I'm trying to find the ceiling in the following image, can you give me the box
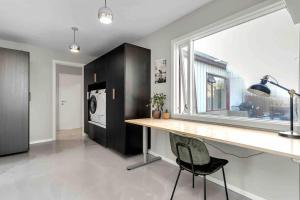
[0,0,212,56]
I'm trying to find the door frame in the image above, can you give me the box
[52,60,85,141]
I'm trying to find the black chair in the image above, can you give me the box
[169,133,229,200]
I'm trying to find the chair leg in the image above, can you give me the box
[222,167,229,200]
[192,173,195,188]
[170,168,182,200]
[203,175,207,200]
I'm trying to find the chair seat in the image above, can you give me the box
[176,157,228,175]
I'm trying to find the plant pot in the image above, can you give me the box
[152,110,161,119]
[162,112,170,119]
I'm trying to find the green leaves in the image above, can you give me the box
[148,93,166,111]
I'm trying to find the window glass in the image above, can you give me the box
[175,9,300,123]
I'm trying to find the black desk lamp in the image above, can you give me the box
[248,75,300,139]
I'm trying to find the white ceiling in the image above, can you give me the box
[0,0,212,56]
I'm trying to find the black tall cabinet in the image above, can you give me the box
[0,47,30,156]
[84,43,150,155]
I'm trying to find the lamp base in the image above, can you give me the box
[278,131,300,139]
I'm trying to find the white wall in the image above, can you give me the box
[0,39,94,143]
[135,0,299,199]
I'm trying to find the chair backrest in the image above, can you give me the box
[169,133,210,165]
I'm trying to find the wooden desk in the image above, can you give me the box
[126,118,300,170]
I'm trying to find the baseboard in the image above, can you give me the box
[30,138,54,145]
[148,150,267,200]
[205,176,266,200]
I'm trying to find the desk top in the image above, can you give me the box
[125,118,300,160]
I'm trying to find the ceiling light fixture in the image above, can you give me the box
[69,27,80,53]
[98,0,113,24]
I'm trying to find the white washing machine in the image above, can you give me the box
[89,89,106,128]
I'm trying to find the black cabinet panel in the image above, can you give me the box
[124,44,151,119]
[88,123,107,146]
[84,61,96,134]
[84,43,150,155]
[107,45,125,153]
[124,44,151,154]
[95,56,107,83]
[0,47,29,156]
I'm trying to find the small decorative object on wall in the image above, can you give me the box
[154,59,167,84]
[147,93,166,119]
[162,109,170,119]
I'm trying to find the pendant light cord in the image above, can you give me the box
[105,0,107,8]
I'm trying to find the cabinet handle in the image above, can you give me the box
[93,73,97,82]
[112,88,115,100]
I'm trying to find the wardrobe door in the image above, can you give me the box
[0,48,29,156]
[124,44,151,154]
[106,46,125,153]
[95,56,107,83]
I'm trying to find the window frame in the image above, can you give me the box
[170,1,300,132]
[178,43,190,113]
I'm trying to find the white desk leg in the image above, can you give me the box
[127,126,161,170]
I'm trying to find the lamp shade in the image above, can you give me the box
[247,83,271,97]
[69,43,80,53]
[98,7,113,24]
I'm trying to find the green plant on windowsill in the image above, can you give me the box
[147,93,166,119]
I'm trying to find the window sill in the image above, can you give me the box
[172,113,299,132]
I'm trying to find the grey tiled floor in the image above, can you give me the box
[0,129,251,200]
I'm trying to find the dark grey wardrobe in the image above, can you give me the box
[0,47,30,156]
[84,43,150,155]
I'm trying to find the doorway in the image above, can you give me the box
[52,61,84,141]
[58,73,82,130]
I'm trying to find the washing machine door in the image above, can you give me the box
[89,95,97,114]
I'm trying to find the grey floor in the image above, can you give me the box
[0,129,251,200]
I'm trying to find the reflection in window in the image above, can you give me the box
[206,74,228,111]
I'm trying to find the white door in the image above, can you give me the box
[58,73,82,130]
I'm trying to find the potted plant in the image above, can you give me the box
[162,109,170,119]
[148,93,166,119]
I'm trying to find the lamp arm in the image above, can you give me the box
[268,81,300,97]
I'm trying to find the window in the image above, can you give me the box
[172,7,300,129]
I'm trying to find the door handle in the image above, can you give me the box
[112,88,115,100]
[93,73,97,82]
[61,100,67,105]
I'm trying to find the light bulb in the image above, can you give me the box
[69,43,80,53]
[98,7,113,24]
